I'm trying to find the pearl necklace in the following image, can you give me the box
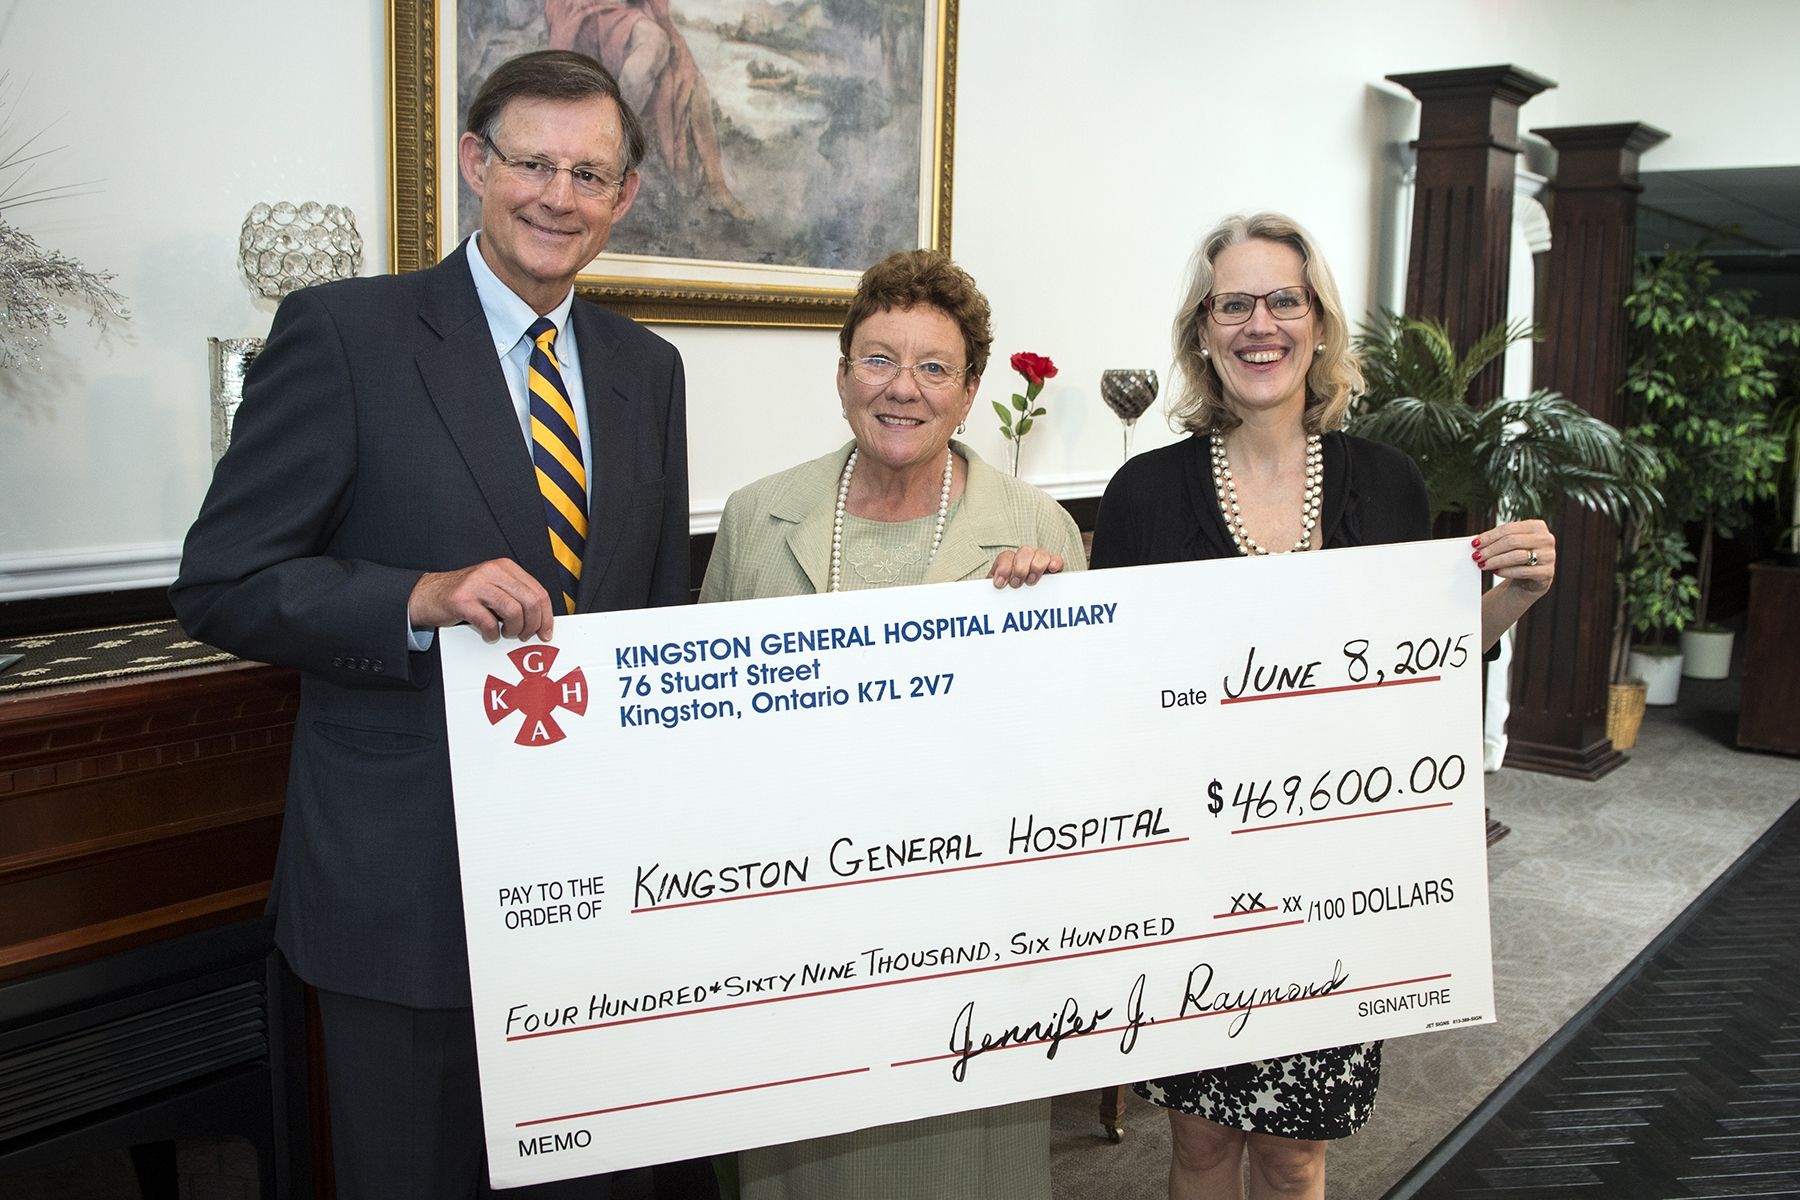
[830,447,954,592]
[1210,433,1323,555]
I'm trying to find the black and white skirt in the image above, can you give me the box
[1133,1041,1382,1140]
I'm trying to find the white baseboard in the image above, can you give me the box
[1034,474,1113,504]
[0,544,183,602]
[3,477,1111,600]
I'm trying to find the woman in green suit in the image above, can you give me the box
[700,248,1079,1199]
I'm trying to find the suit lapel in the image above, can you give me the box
[771,446,847,595]
[783,506,834,594]
[570,302,632,610]
[927,447,1012,582]
[415,246,561,596]
[926,531,995,584]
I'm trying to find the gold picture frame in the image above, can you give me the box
[388,0,957,327]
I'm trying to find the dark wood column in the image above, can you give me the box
[1503,123,1668,780]
[1387,65,1556,410]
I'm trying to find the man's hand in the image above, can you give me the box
[408,559,555,642]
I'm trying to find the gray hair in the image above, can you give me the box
[465,49,647,175]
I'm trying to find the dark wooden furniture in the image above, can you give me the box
[1504,123,1667,780]
[1387,64,1555,413]
[1738,563,1800,755]
[0,662,296,980]
[0,661,312,1197]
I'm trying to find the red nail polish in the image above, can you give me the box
[1471,537,1482,547]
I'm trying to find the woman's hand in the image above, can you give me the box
[1475,519,1556,649]
[1473,520,1555,596]
[990,546,1066,588]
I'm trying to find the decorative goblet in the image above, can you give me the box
[1100,369,1159,462]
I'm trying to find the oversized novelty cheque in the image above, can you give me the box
[441,538,1494,1186]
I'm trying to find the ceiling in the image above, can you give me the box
[1637,165,1800,258]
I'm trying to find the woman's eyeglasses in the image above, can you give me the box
[1202,287,1315,325]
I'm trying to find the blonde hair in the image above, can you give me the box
[1167,212,1363,435]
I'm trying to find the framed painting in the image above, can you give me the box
[389,0,957,326]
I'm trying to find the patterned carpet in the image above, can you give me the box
[1387,798,1800,1197]
[1049,674,1800,1200]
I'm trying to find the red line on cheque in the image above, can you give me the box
[1231,801,1453,835]
[517,1066,870,1127]
[505,919,1306,1042]
[1159,972,1455,1029]
[888,972,1456,1068]
[630,836,1191,914]
[1219,675,1440,705]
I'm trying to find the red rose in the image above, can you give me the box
[1010,352,1058,388]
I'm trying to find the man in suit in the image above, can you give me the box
[172,50,688,1199]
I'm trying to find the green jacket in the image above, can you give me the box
[700,440,1085,602]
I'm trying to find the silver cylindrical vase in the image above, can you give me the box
[209,336,265,463]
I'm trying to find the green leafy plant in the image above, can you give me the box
[1622,248,1795,623]
[1349,312,1659,523]
[1613,527,1700,677]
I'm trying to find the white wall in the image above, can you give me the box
[4,0,1798,599]
[0,0,387,596]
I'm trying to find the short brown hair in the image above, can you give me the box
[465,50,647,175]
[839,249,994,379]
[1168,212,1364,436]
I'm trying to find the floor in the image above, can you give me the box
[1393,798,1800,1197]
[1049,672,1800,1200]
[7,676,1797,1199]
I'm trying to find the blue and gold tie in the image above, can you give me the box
[527,317,587,614]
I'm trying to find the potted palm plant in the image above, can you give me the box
[1622,248,1791,679]
[1598,420,1675,739]
[1350,313,1659,530]
[1351,314,1663,752]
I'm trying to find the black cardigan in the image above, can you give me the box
[1090,431,1432,568]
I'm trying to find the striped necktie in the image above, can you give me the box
[526,317,587,614]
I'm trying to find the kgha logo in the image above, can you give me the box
[484,645,588,746]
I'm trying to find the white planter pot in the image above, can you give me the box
[1629,648,1684,706]
[1679,627,1735,679]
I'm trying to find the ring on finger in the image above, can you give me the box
[1527,549,1539,567]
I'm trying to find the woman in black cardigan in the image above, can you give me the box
[1091,213,1556,1200]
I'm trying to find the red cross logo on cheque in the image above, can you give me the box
[483,645,588,746]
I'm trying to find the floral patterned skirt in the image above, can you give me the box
[1133,1041,1382,1140]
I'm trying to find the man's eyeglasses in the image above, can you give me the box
[842,355,970,392]
[1202,286,1316,325]
[484,136,625,201]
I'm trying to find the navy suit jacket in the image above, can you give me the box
[173,243,689,1007]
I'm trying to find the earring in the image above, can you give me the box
[1200,347,1210,359]
[1315,342,1325,355]
[956,421,966,435]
